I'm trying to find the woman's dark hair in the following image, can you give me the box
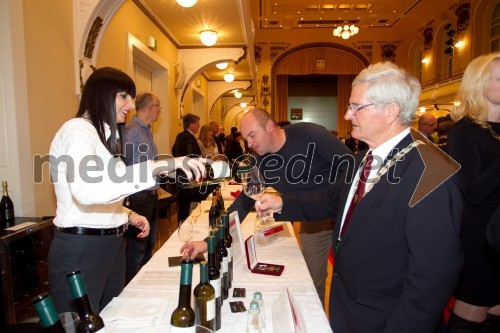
[76,67,136,155]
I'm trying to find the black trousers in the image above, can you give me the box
[48,230,126,313]
[125,190,158,284]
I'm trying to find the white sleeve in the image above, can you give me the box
[55,120,156,205]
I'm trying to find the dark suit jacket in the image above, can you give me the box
[279,130,463,333]
[172,130,201,157]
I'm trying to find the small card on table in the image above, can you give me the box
[245,235,284,276]
[233,288,246,298]
[229,301,247,313]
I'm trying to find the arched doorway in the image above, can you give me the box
[271,43,368,137]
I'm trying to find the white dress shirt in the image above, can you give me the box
[49,118,156,228]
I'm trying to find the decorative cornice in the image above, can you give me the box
[84,17,103,59]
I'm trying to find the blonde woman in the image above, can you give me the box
[447,52,500,332]
[197,124,220,158]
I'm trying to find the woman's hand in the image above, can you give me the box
[257,193,283,218]
[128,213,150,239]
[180,241,207,260]
[153,157,207,182]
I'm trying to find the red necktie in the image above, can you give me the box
[340,151,373,236]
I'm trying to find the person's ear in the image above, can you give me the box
[386,103,400,123]
[266,119,275,131]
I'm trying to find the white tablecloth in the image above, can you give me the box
[101,187,332,333]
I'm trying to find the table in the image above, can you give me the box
[101,185,332,332]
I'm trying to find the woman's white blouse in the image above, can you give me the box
[49,118,156,228]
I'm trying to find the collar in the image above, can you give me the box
[133,115,151,129]
[103,122,120,140]
[371,128,411,163]
[187,129,195,136]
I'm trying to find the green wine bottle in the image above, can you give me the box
[170,260,195,332]
[193,261,215,331]
[217,223,229,300]
[33,292,66,333]
[217,187,225,213]
[210,228,221,270]
[208,195,219,229]
[66,270,106,333]
[206,236,222,331]
[222,212,233,288]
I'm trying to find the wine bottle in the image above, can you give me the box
[210,228,221,270]
[208,195,219,229]
[33,292,66,333]
[217,187,225,214]
[217,223,229,300]
[205,236,222,331]
[193,261,215,331]
[222,213,233,288]
[1,181,15,223]
[170,260,196,332]
[66,270,106,333]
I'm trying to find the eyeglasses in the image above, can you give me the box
[150,104,162,110]
[346,103,373,115]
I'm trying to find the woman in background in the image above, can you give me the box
[48,67,206,313]
[197,124,219,158]
[447,52,500,332]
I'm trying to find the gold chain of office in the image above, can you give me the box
[485,123,500,141]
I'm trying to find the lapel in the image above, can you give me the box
[334,133,415,255]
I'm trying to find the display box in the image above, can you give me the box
[245,235,284,276]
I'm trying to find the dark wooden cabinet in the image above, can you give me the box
[0,217,53,325]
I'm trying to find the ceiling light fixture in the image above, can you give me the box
[216,62,228,70]
[224,73,235,82]
[176,0,197,8]
[200,30,218,46]
[333,3,359,40]
[333,22,359,39]
[234,90,242,98]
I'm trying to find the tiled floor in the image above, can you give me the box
[153,210,332,317]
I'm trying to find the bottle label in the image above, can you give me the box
[5,208,14,219]
[210,277,221,298]
[206,298,216,320]
[222,257,228,273]
[227,246,233,262]
[170,326,196,333]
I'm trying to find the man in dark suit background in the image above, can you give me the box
[172,113,201,158]
[172,113,202,221]
[258,62,463,333]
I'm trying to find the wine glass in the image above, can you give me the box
[178,220,194,258]
[241,167,272,227]
[189,201,202,234]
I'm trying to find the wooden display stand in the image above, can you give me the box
[0,217,54,325]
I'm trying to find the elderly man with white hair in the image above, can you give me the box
[258,62,463,333]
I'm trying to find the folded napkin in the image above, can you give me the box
[230,190,241,198]
[101,297,168,324]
